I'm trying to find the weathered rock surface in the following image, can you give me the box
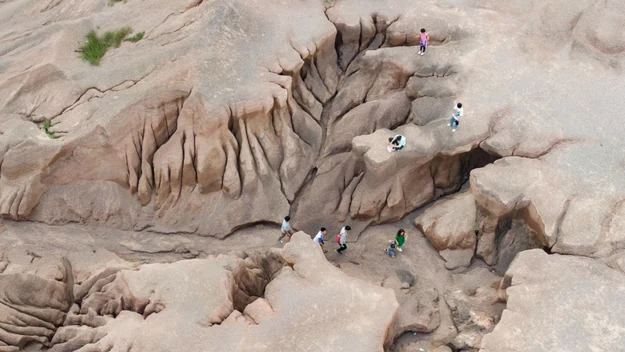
[467,0,625,263]
[2,0,625,350]
[415,192,477,269]
[0,0,488,239]
[480,249,625,352]
[0,232,398,351]
[0,0,624,255]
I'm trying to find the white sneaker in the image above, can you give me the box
[278,240,283,244]
[447,123,451,126]
[452,129,456,132]
[398,248,403,252]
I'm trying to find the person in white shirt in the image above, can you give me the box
[387,134,406,152]
[448,103,463,132]
[336,225,351,254]
[313,227,328,253]
[277,216,294,243]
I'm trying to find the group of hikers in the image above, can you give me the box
[275,29,463,255]
[277,216,407,257]
[387,28,465,153]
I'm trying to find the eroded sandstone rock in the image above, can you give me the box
[415,192,477,269]
[480,249,625,352]
[0,233,398,351]
[0,0,496,241]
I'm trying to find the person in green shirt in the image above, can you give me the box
[394,229,407,252]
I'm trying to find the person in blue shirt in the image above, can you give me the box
[387,134,406,152]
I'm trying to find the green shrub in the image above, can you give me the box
[81,30,108,65]
[79,26,137,66]
[108,0,127,6]
[42,120,56,139]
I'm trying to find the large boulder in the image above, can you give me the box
[480,249,625,352]
[415,192,478,269]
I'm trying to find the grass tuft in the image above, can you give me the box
[79,26,139,66]
[42,120,56,139]
[81,30,107,65]
[124,31,144,43]
[103,26,133,48]
[107,0,127,6]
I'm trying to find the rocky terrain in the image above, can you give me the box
[1,0,625,350]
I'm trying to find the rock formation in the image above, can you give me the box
[1,0,625,350]
[481,250,625,351]
[0,0,496,238]
[0,233,398,351]
[415,191,478,270]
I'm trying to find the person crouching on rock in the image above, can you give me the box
[387,134,406,152]
[385,240,396,257]
[336,225,350,254]
[313,227,328,253]
[394,229,407,252]
[277,216,294,243]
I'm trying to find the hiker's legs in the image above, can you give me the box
[420,45,426,53]
[337,244,347,253]
[453,119,459,131]
[449,117,456,128]
[277,232,287,242]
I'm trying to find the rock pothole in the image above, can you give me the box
[229,249,286,314]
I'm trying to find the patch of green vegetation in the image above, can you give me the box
[103,26,133,48]
[107,0,127,6]
[124,31,144,43]
[42,120,56,139]
[79,26,138,66]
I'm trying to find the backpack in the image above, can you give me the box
[336,234,341,244]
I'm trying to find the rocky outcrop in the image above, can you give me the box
[0,247,134,351]
[0,233,398,351]
[0,0,500,239]
[415,191,478,269]
[3,0,625,350]
[480,249,625,351]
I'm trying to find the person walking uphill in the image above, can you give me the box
[419,28,429,56]
[313,227,328,253]
[336,225,351,254]
[394,229,407,252]
[277,216,294,243]
[448,103,463,132]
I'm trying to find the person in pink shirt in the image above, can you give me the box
[419,28,429,56]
